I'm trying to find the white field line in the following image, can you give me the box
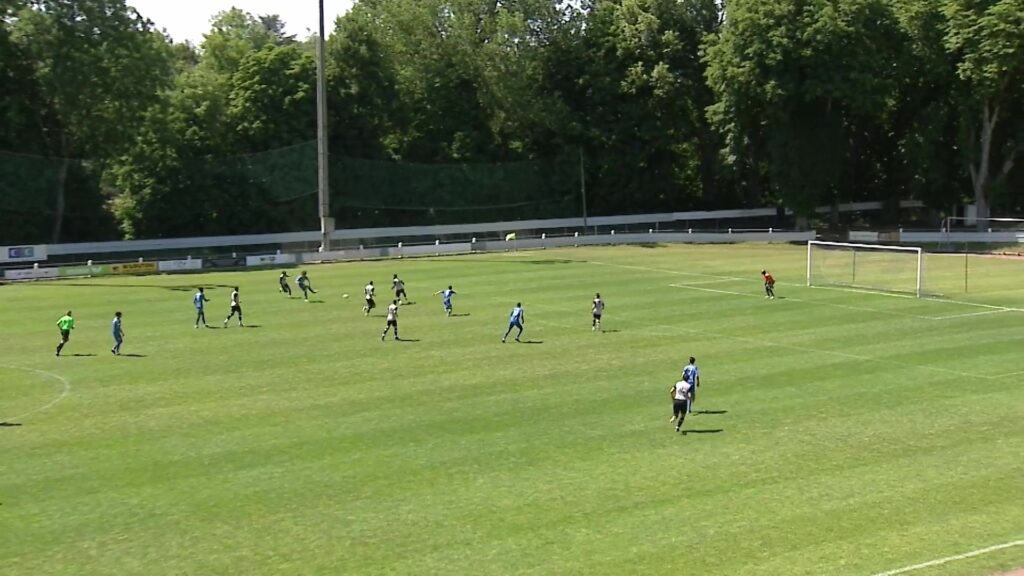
[991,369,1024,379]
[0,365,72,422]
[588,259,1024,313]
[483,285,989,381]
[590,259,1024,321]
[928,309,1012,320]
[668,283,938,321]
[869,539,1024,576]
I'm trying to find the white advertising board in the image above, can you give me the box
[1,245,47,263]
[245,253,297,267]
[158,259,203,272]
[4,267,59,280]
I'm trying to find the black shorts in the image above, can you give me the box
[396,289,406,298]
[366,298,375,308]
[60,329,70,342]
[593,313,602,320]
[231,304,242,314]
[673,400,689,416]
[386,319,397,328]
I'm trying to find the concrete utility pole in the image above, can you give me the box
[316,0,333,251]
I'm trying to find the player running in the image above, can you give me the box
[392,274,408,304]
[434,285,456,316]
[761,269,775,299]
[193,287,210,328]
[111,311,124,355]
[592,293,604,331]
[279,271,292,296]
[381,300,400,341]
[502,303,525,343]
[296,271,317,301]
[55,310,75,356]
[669,378,693,433]
[363,281,376,315]
[682,357,700,414]
[223,287,243,327]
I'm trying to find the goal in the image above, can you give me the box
[807,240,924,297]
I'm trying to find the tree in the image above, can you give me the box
[944,0,1024,224]
[200,8,292,75]
[705,0,904,221]
[9,0,174,241]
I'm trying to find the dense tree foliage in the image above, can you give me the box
[0,0,1022,242]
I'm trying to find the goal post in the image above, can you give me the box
[807,240,924,297]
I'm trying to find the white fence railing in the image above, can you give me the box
[4,230,814,280]
[40,201,923,258]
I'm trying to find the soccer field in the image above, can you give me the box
[2,244,1022,576]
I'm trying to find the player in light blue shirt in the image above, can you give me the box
[193,287,210,328]
[111,312,124,355]
[682,357,700,413]
[434,285,457,317]
[502,303,525,343]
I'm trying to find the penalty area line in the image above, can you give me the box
[869,539,1024,576]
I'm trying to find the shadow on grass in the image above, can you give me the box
[518,340,544,344]
[121,353,147,358]
[396,338,421,342]
[0,422,23,427]
[683,429,724,435]
[241,325,262,329]
[42,283,235,292]
[70,353,97,357]
[600,329,622,333]
[432,257,576,265]
[450,313,471,317]
[694,409,727,415]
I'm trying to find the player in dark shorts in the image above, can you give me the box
[363,281,376,315]
[392,274,408,304]
[669,379,692,433]
[279,271,292,296]
[381,300,399,341]
[56,311,75,356]
[224,287,243,327]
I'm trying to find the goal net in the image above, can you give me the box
[807,241,924,297]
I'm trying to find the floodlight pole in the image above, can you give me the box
[579,147,588,234]
[316,0,333,251]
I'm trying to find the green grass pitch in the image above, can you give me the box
[1,244,1022,575]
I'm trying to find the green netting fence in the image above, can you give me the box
[0,142,583,244]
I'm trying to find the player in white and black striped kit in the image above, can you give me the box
[392,274,408,304]
[592,293,604,331]
[669,378,692,433]
[223,287,243,327]
[381,300,399,341]
[363,281,376,315]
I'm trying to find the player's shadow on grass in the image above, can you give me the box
[70,353,97,357]
[0,422,23,427]
[518,340,543,344]
[694,409,727,415]
[121,353,147,357]
[242,325,262,329]
[600,329,622,334]
[396,338,420,342]
[450,313,471,317]
[683,429,724,434]
[304,300,326,304]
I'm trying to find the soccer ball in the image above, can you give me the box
[342,293,349,299]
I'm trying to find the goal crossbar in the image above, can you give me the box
[807,240,924,297]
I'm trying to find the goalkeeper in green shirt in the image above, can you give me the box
[56,311,75,356]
